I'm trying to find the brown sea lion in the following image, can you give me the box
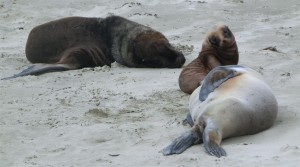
[178,25,239,94]
[2,16,185,80]
[102,15,186,68]
[162,65,278,157]
[1,16,112,80]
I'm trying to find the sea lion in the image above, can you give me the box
[2,16,185,80]
[162,65,278,157]
[178,25,239,94]
[2,16,113,80]
[102,15,185,68]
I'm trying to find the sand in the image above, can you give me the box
[1,0,300,166]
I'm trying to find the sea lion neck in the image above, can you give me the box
[198,49,220,70]
[199,42,239,68]
[216,43,239,65]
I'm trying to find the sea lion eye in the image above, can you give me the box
[224,29,228,34]
[223,26,231,37]
[209,36,219,46]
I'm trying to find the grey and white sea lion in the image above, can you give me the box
[162,65,278,157]
[178,25,239,94]
[2,16,185,80]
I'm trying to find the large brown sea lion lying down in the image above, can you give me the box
[178,25,239,94]
[2,16,185,80]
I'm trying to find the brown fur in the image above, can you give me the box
[25,16,113,69]
[2,16,185,80]
[103,15,186,68]
[133,31,186,68]
[178,25,239,94]
[26,16,185,69]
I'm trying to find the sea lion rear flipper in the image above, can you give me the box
[199,66,240,101]
[202,128,226,157]
[162,129,201,155]
[1,64,70,80]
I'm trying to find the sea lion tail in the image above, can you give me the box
[162,129,201,155]
[1,64,70,80]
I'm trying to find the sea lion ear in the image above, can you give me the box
[199,66,241,101]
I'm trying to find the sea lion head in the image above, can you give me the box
[201,25,239,66]
[133,32,186,68]
[205,25,235,48]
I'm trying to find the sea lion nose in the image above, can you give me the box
[175,53,186,67]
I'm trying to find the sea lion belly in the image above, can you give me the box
[190,72,278,138]
[163,65,278,157]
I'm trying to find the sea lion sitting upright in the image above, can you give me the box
[2,16,185,80]
[162,65,278,157]
[178,25,239,94]
[102,15,185,68]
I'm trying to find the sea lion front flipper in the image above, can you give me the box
[202,127,226,157]
[1,64,70,80]
[162,129,201,155]
[199,66,240,101]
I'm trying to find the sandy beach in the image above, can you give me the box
[1,0,300,166]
